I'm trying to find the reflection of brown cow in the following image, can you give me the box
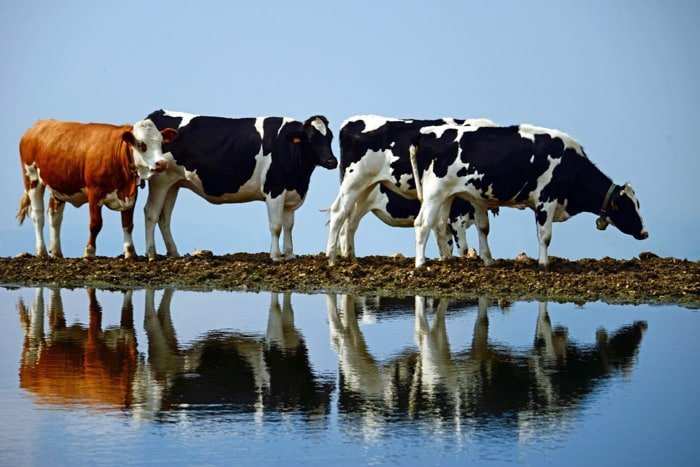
[326,293,647,432]
[19,287,137,408]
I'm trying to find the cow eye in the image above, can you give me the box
[138,141,147,152]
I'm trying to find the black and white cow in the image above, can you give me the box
[339,184,485,258]
[144,110,337,261]
[411,123,648,268]
[326,115,496,265]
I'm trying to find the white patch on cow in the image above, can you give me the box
[100,190,135,210]
[51,188,88,207]
[283,189,304,209]
[310,117,327,136]
[553,199,571,222]
[341,115,400,133]
[462,118,497,127]
[530,155,535,164]
[420,124,479,140]
[255,118,266,147]
[518,124,585,154]
[531,155,562,206]
[24,163,40,183]
[162,110,198,128]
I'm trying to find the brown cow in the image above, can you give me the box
[17,119,177,258]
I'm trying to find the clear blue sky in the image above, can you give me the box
[1,0,698,261]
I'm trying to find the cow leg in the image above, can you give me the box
[47,196,65,258]
[535,203,555,269]
[121,207,136,259]
[341,187,374,260]
[326,185,372,265]
[474,205,494,266]
[27,184,48,257]
[158,185,181,257]
[266,195,285,261]
[145,181,179,261]
[281,208,295,260]
[414,198,444,268]
[434,199,454,261]
[85,198,103,259]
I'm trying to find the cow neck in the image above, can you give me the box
[117,138,139,188]
[573,157,616,216]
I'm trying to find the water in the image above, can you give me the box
[0,287,698,466]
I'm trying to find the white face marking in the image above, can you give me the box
[162,110,198,128]
[131,119,167,180]
[310,117,327,136]
[530,155,535,164]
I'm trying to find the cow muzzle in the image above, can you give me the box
[636,230,649,240]
[322,156,338,170]
[154,159,168,173]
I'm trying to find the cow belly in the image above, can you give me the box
[100,190,136,210]
[183,171,265,204]
[51,188,88,207]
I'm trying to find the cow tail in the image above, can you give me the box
[409,144,423,202]
[16,192,30,225]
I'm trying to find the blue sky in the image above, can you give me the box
[1,0,698,261]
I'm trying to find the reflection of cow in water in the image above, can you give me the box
[326,294,647,429]
[137,290,333,417]
[18,287,137,408]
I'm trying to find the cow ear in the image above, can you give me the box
[285,131,304,144]
[160,128,178,144]
[122,131,136,147]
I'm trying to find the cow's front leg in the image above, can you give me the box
[47,196,65,258]
[121,207,136,259]
[281,208,295,260]
[266,195,285,261]
[341,187,373,260]
[158,185,181,258]
[85,198,103,259]
[535,203,555,269]
[474,205,494,266]
[145,179,179,261]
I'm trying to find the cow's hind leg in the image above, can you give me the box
[27,184,48,257]
[414,198,445,268]
[145,180,179,261]
[474,205,494,266]
[121,207,136,259]
[47,196,65,258]
[535,203,556,270]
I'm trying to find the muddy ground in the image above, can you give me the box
[1,251,698,308]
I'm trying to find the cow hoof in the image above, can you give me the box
[284,254,296,261]
[124,247,137,260]
[36,250,49,259]
[50,252,64,259]
[271,256,283,262]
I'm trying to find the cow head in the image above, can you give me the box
[123,119,178,180]
[287,115,337,169]
[598,183,648,240]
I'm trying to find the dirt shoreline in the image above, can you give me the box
[1,252,698,308]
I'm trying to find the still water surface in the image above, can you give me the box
[0,287,698,466]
